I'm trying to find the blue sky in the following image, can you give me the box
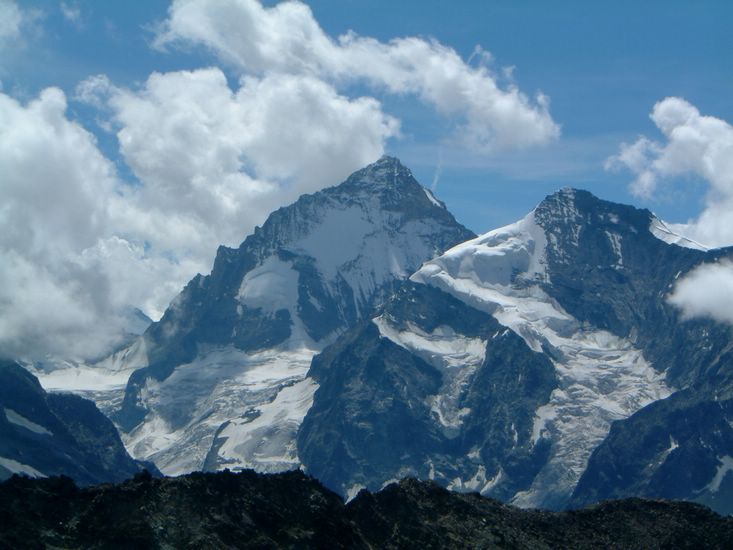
[4,0,731,230]
[2,0,732,358]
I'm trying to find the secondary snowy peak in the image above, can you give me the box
[113,157,474,475]
[297,188,730,509]
[531,188,648,260]
[410,207,672,507]
[530,187,714,260]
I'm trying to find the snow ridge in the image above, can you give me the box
[650,216,708,251]
[4,408,52,436]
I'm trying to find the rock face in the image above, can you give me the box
[298,188,733,510]
[298,282,557,502]
[1,470,731,549]
[0,360,154,485]
[112,156,474,475]
[570,383,733,515]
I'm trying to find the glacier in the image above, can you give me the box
[411,209,673,507]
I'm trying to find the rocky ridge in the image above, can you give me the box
[1,470,731,549]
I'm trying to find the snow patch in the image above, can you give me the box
[373,317,486,370]
[288,196,446,318]
[238,256,300,315]
[530,404,556,445]
[290,204,374,281]
[423,188,443,208]
[0,457,46,478]
[346,483,366,502]
[605,231,623,267]
[373,316,485,435]
[448,466,504,496]
[3,408,52,436]
[214,378,318,472]
[705,455,733,494]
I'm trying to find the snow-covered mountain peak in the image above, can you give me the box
[218,156,475,346]
[110,157,474,475]
[534,188,633,227]
[228,156,456,265]
[342,155,415,190]
[407,193,676,507]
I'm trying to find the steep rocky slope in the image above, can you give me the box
[0,360,154,485]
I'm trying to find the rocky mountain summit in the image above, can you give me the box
[2,470,731,549]
[111,156,474,475]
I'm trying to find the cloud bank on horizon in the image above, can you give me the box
[0,0,560,360]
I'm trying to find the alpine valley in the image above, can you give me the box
[13,157,733,516]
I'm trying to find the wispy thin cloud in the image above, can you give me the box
[60,2,83,29]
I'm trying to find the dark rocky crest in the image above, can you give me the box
[1,470,731,549]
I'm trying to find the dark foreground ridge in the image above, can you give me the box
[1,470,731,549]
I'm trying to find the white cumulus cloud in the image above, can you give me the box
[0,69,398,360]
[608,97,733,324]
[80,67,399,263]
[607,97,733,248]
[153,0,559,152]
[668,261,733,326]
[0,88,133,359]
